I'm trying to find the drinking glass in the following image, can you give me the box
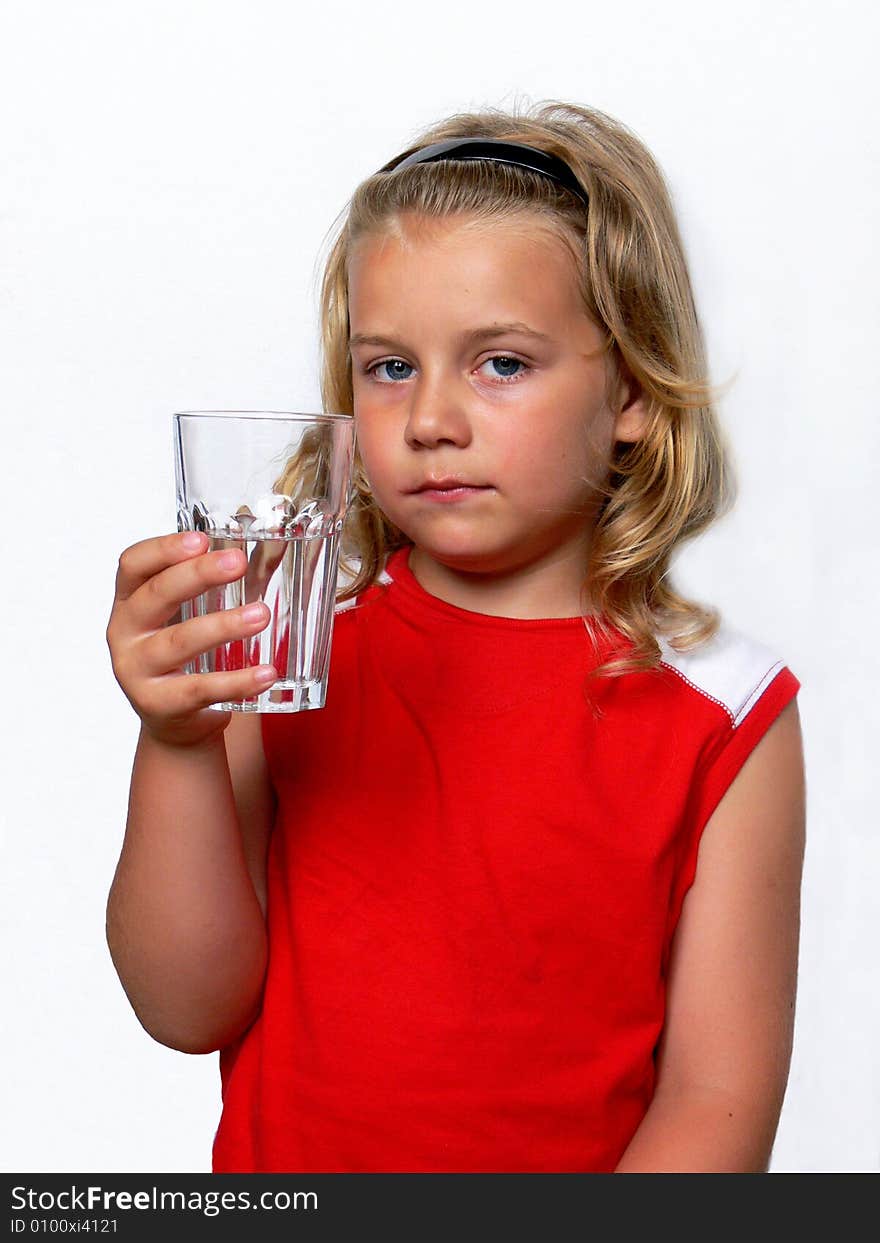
[173,410,356,713]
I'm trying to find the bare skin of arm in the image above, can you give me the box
[106,716,273,1055]
[105,532,277,1055]
[615,698,807,1172]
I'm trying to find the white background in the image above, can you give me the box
[2,0,878,1173]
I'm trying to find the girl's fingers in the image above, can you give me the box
[148,597,271,679]
[113,531,209,604]
[124,536,251,635]
[136,662,278,722]
[108,531,276,745]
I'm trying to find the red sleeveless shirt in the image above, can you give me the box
[212,546,800,1172]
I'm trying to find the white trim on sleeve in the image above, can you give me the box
[657,624,785,726]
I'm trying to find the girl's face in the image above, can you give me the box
[348,213,646,587]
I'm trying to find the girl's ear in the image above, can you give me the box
[611,357,650,444]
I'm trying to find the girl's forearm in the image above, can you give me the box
[106,725,267,1055]
[613,1084,782,1173]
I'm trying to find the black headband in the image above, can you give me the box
[377,137,589,210]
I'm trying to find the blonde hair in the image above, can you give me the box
[306,98,737,701]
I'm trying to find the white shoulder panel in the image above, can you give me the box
[333,559,393,614]
[657,623,786,727]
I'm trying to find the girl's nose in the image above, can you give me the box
[403,374,474,449]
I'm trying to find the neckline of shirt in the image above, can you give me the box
[382,545,620,637]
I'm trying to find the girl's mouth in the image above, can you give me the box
[413,486,494,502]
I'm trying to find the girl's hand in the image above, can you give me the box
[106,531,274,749]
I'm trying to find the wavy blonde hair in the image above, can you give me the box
[306,98,736,701]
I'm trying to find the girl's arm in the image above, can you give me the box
[104,533,278,1056]
[614,697,806,1173]
[106,722,270,1055]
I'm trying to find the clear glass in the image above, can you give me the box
[173,410,356,713]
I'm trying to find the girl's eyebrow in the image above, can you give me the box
[348,322,552,351]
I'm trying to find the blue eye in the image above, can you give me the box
[369,359,414,382]
[365,355,529,384]
[484,356,526,381]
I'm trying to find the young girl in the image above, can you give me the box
[105,101,806,1174]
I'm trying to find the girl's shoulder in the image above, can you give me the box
[654,620,797,728]
[333,555,393,616]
